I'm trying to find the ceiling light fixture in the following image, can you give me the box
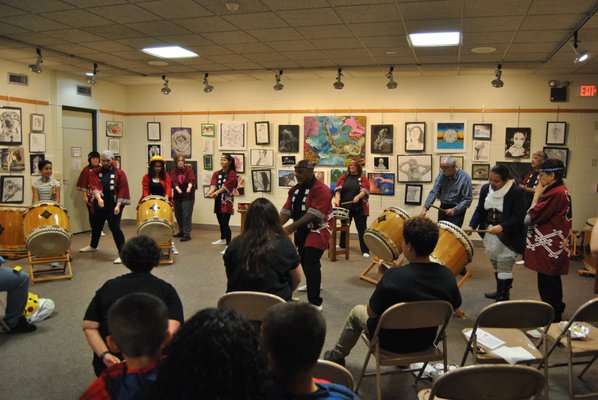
[273,70,284,91]
[333,67,344,90]
[203,73,214,93]
[491,63,504,88]
[161,75,171,95]
[86,63,98,85]
[142,46,198,59]
[571,31,590,63]
[386,66,397,89]
[408,31,460,47]
[28,48,43,74]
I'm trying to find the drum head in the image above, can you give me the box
[364,228,400,261]
[138,220,173,244]
[386,206,410,220]
[438,221,474,261]
[26,227,71,258]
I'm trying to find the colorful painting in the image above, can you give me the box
[278,170,297,187]
[435,121,466,153]
[304,116,366,166]
[367,172,395,196]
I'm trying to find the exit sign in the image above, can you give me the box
[580,85,597,97]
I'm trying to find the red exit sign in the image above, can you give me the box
[580,85,597,97]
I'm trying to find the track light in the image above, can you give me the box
[273,70,284,91]
[203,73,214,93]
[333,67,344,90]
[28,48,43,74]
[491,64,504,88]
[571,31,589,63]
[386,66,397,89]
[161,75,171,95]
[86,63,98,85]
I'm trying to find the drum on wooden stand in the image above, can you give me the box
[332,207,350,222]
[583,217,597,275]
[23,201,72,258]
[363,207,410,261]
[431,221,474,276]
[136,195,173,244]
[0,204,28,259]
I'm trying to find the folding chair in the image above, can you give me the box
[314,359,355,390]
[545,297,598,400]
[355,300,454,400]
[421,364,545,400]
[217,291,285,322]
[0,292,10,332]
[460,300,554,400]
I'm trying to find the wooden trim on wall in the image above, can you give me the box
[0,95,49,106]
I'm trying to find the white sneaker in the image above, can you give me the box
[171,244,180,255]
[212,239,226,245]
[101,231,106,236]
[515,260,525,265]
[297,284,323,292]
[80,246,98,252]
[220,246,227,255]
[363,253,370,258]
[312,304,323,312]
[113,257,122,264]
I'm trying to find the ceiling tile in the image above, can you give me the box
[268,40,317,52]
[87,4,162,24]
[175,16,237,33]
[463,0,530,17]
[155,34,214,47]
[463,16,523,32]
[521,14,584,31]
[528,0,598,15]
[45,9,113,28]
[281,49,328,60]
[224,42,276,54]
[45,29,106,43]
[204,54,252,64]
[201,31,258,44]
[296,25,354,40]
[403,18,462,33]
[193,45,233,56]
[351,22,405,38]
[242,52,288,62]
[5,32,67,46]
[360,36,406,48]
[397,0,462,20]
[83,40,134,52]
[462,31,516,45]
[260,0,329,10]
[223,12,288,29]
[81,25,147,40]
[0,3,30,17]
[62,0,128,6]
[6,15,70,32]
[336,4,400,23]
[194,0,270,14]
[312,37,362,50]
[246,28,304,41]
[128,20,190,36]
[116,38,168,49]
[0,0,74,13]
[277,8,343,27]
[138,0,213,19]
[0,23,28,36]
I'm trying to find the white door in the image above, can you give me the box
[62,109,94,234]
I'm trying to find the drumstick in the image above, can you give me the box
[429,204,447,213]
[340,201,354,205]
[469,229,491,233]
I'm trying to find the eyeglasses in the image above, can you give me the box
[439,165,452,169]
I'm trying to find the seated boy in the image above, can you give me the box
[80,293,170,399]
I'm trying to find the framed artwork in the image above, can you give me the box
[278,170,297,187]
[166,160,199,189]
[30,113,44,133]
[30,154,44,176]
[314,169,327,183]
[250,149,274,167]
[278,125,300,153]
[367,173,395,195]
[203,155,213,170]
[397,154,433,183]
[106,121,123,137]
[281,155,296,166]
[0,147,25,172]
[546,121,567,145]
[201,123,215,137]
[405,184,423,205]
[114,155,121,169]
[374,156,389,170]
[251,169,272,192]
[472,140,490,162]
[330,168,344,191]
[171,127,192,158]
[202,171,212,185]
[472,183,483,197]
[496,162,533,184]
[147,144,161,161]
[255,121,270,145]
[472,163,490,180]
[1,175,24,203]
[203,185,211,198]
[304,116,367,166]
[203,139,214,154]
[147,122,161,141]
[405,122,425,152]
[505,127,531,158]
[234,174,245,196]
[439,155,464,170]
[0,106,22,145]
[543,146,570,177]
[71,147,82,157]
[435,121,466,153]
[229,152,245,173]
[108,138,120,155]
[371,124,393,154]
[29,133,45,153]
[473,123,492,140]
[219,121,247,150]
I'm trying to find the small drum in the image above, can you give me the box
[0,204,28,259]
[23,201,72,258]
[431,221,474,276]
[136,195,173,244]
[583,218,597,274]
[363,207,410,261]
[332,207,350,221]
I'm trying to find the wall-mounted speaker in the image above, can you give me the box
[550,87,567,102]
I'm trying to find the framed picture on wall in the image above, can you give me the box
[0,106,22,145]
[108,138,120,155]
[278,125,299,153]
[250,149,274,167]
[229,153,245,173]
[367,173,395,195]
[496,161,533,184]
[30,154,44,175]
[371,125,393,154]
[1,175,24,203]
[405,122,425,152]
[397,154,433,183]
[171,127,192,158]
[374,156,389,170]
[546,121,567,145]
[203,155,213,170]
[219,121,247,150]
[201,123,215,137]
[106,121,123,137]
[29,133,45,153]
[0,147,25,172]
[405,184,423,205]
[203,185,211,198]
[252,169,272,192]
[473,123,492,140]
[278,170,297,187]
[147,144,161,161]
[438,155,464,170]
[30,113,45,133]
[472,140,490,162]
[281,155,296,166]
[314,169,327,183]
[472,163,490,180]
[147,122,161,141]
[435,121,466,153]
[544,146,570,177]
[255,121,270,145]
[505,127,531,158]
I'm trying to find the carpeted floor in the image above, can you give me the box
[0,223,596,399]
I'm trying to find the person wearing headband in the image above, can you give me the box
[207,154,238,255]
[524,159,571,322]
[76,151,104,235]
[520,150,548,208]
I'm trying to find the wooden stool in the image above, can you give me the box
[28,252,72,284]
[328,217,350,261]
[159,242,174,265]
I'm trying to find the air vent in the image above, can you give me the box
[8,73,28,86]
[77,85,92,97]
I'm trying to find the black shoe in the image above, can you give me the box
[180,236,191,242]
[484,291,498,300]
[7,317,37,334]
[173,232,183,238]
[323,350,346,367]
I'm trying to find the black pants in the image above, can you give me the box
[174,199,194,236]
[438,203,465,228]
[340,212,369,254]
[537,273,565,321]
[216,212,231,244]
[299,246,324,306]
[90,204,125,253]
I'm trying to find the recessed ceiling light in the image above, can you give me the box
[148,60,169,66]
[142,46,198,59]
[408,32,460,47]
[471,46,496,54]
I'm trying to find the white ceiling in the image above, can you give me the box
[0,0,597,85]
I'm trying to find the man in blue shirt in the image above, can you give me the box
[421,156,472,228]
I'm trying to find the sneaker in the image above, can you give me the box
[323,350,345,367]
[171,244,180,255]
[80,246,98,253]
[180,236,190,242]
[212,239,226,245]
[173,232,183,238]
[297,284,323,292]
[113,257,122,264]
[312,304,323,312]
[363,253,370,258]
[101,231,106,236]
[7,317,37,334]
[515,260,525,265]
[220,246,228,255]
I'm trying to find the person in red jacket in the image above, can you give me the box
[142,155,172,201]
[207,154,238,254]
[170,154,196,242]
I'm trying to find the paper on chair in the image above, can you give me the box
[464,328,505,350]
[490,346,535,365]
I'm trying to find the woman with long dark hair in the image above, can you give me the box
[141,155,171,201]
[207,153,238,254]
[224,198,301,301]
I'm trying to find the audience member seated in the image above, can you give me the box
[224,198,302,301]
[154,308,265,399]
[262,302,357,399]
[82,235,184,376]
[80,293,170,399]
[0,256,36,334]
[323,217,462,366]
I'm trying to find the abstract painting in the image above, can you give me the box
[304,116,366,166]
[435,121,466,153]
[367,173,395,196]
[219,121,246,150]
